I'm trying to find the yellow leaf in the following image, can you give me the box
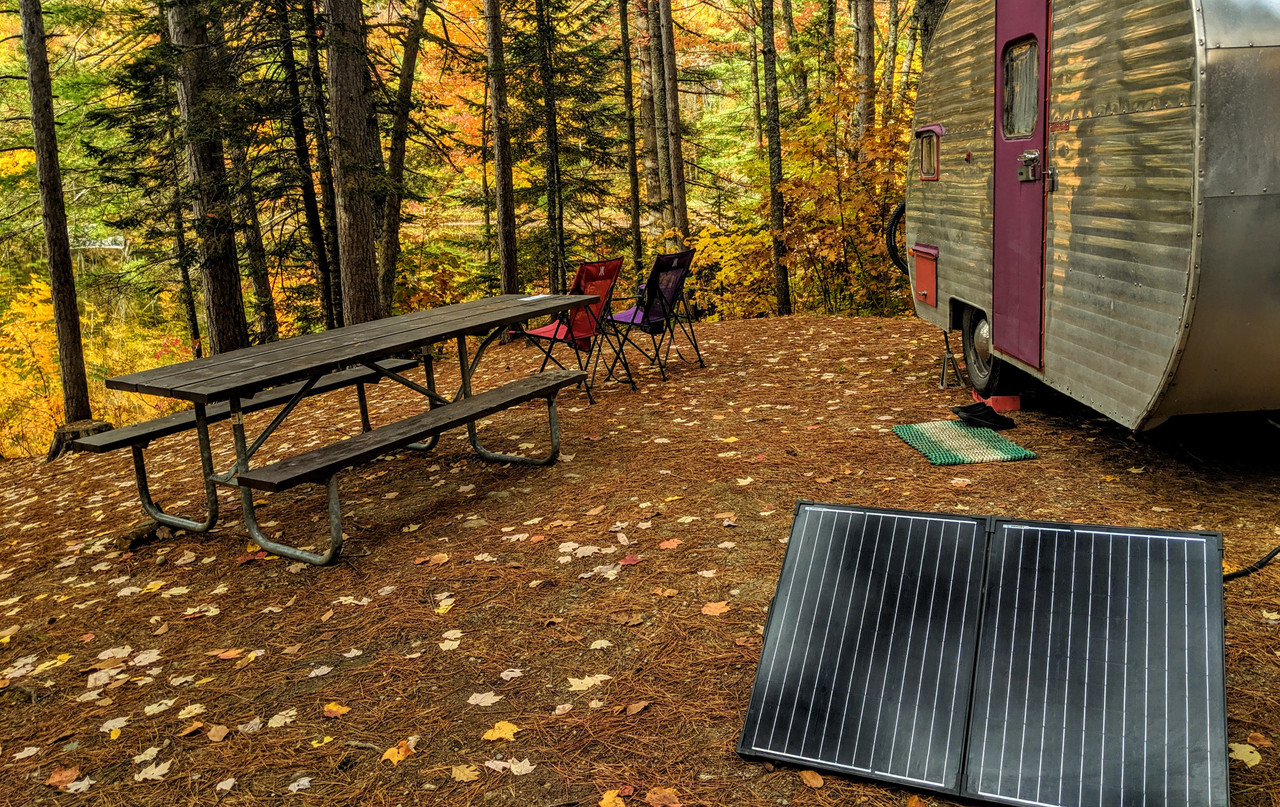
[1230,743,1261,767]
[599,790,626,807]
[482,720,520,742]
[140,581,164,595]
[323,702,350,718]
[382,740,414,765]
[452,764,480,782]
[109,729,121,740]
[310,736,333,747]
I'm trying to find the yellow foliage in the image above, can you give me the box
[0,279,192,458]
[0,149,35,177]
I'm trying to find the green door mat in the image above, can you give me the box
[892,420,1036,466]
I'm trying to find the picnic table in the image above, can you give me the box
[76,294,595,565]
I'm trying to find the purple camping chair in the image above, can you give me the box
[605,249,703,382]
[519,257,635,404]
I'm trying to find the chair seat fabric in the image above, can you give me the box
[525,321,591,351]
[608,306,662,330]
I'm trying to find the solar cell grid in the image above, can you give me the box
[739,503,1228,807]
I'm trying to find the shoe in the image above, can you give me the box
[952,403,1016,430]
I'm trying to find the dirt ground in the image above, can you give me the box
[1,315,1277,807]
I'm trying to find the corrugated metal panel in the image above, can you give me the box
[906,0,996,330]
[1043,0,1197,429]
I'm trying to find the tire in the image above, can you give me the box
[886,201,908,276]
[961,307,1012,397]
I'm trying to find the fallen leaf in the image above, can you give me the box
[288,776,312,792]
[553,703,573,715]
[484,759,511,773]
[233,650,259,670]
[1230,743,1261,767]
[214,777,236,793]
[67,776,95,794]
[644,786,682,806]
[144,697,176,716]
[658,538,683,550]
[702,601,730,616]
[382,740,414,765]
[653,587,677,597]
[600,790,627,807]
[237,716,263,734]
[568,673,612,691]
[310,736,334,747]
[736,477,754,486]
[45,766,80,789]
[176,721,204,737]
[1248,731,1273,748]
[133,746,159,764]
[268,707,297,728]
[500,668,523,681]
[133,759,172,782]
[452,764,480,782]
[100,716,128,734]
[468,691,503,707]
[625,700,650,716]
[428,553,449,566]
[510,758,536,775]
[799,769,824,788]
[309,665,333,678]
[13,746,39,760]
[585,505,605,516]
[906,796,928,807]
[483,720,521,741]
[207,724,229,742]
[323,702,351,718]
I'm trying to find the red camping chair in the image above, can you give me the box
[520,257,635,403]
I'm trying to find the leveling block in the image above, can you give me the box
[738,502,1228,807]
[893,420,1035,465]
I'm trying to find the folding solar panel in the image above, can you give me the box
[740,503,1229,807]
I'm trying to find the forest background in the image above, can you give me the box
[0,0,943,458]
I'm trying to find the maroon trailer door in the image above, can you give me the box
[992,0,1049,369]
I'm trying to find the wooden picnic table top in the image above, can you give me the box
[107,294,596,404]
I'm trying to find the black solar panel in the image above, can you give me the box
[739,504,1228,807]
[966,521,1228,807]
[738,505,988,792]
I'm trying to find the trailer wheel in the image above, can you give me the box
[961,307,1007,397]
[886,201,908,275]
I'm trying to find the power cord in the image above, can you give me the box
[1224,545,1280,581]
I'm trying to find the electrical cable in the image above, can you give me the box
[1223,544,1280,581]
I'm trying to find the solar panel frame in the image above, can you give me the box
[738,502,990,793]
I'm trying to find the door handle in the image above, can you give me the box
[1016,149,1041,182]
[1018,149,1040,165]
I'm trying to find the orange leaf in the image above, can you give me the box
[323,702,351,718]
[906,796,929,807]
[1249,731,1274,748]
[659,539,682,550]
[625,700,650,716]
[45,766,79,789]
[702,601,731,616]
[382,740,414,765]
[798,769,824,788]
[644,787,682,807]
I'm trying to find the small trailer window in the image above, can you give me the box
[1002,39,1039,138]
[915,125,943,180]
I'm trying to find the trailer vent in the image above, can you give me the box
[739,503,1228,807]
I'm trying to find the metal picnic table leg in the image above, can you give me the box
[130,403,219,533]
[226,395,344,566]
[458,332,566,466]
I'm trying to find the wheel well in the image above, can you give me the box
[947,299,971,332]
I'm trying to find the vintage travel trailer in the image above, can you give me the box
[904,0,1280,429]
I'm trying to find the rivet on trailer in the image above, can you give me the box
[897,0,1280,430]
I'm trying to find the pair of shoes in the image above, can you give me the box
[952,402,1016,430]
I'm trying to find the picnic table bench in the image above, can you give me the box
[76,295,595,565]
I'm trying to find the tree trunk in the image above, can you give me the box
[824,0,837,89]
[618,0,642,279]
[304,0,344,325]
[882,0,900,119]
[657,0,688,242]
[172,185,202,358]
[274,0,333,330]
[481,83,494,277]
[379,0,430,314]
[227,144,279,342]
[534,0,565,293]
[168,0,250,354]
[484,0,519,295]
[854,0,876,138]
[646,0,675,243]
[19,0,91,422]
[898,21,918,103]
[761,0,790,315]
[749,25,762,147]
[779,0,809,115]
[326,0,381,325]
[637,11,661,238]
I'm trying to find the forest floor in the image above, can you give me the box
[1,315,1278,807]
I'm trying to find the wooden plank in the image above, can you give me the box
[74,358,419,453]
[107,297,503,394]
[110,295,593,403]
[237,369,585,492]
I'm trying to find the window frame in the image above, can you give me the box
[915,124,944,181]
[1001,37,1040,140]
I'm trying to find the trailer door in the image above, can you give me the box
[992,0,1048,369]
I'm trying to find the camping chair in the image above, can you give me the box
[519,257,635,404]
[604,249,704,382]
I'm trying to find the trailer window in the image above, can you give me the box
[1002,39,1039,138]
[915,125,943,181]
